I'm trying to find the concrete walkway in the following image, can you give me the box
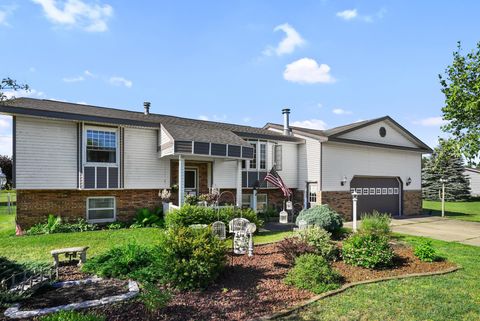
[345,216,480,246]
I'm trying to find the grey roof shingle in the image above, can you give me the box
[1,98,303,142]
[162,123,252,147]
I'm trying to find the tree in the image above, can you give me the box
[0,77,29,103]
[439,41,480,166]
[0,155,12,188]
[422,140,471,201]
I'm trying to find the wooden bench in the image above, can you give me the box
[51,247,89,268]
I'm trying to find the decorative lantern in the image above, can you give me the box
[212,221,226,240]
[246,223,257,257]
[279,210,288,224]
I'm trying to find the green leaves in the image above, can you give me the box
[439,41,480,165]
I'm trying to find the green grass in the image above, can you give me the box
[281,235,480,321]
[423,200,480,222]
[0,190,16,203]
[0,214,291,263]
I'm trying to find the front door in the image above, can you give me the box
[307,183,318,208]
[185,168,198,196]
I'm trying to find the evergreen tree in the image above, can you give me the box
[422,141,471,201]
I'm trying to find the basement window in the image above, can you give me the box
[87,197,116,223]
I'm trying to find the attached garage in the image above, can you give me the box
[350,176,402,216]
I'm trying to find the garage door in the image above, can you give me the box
[350,177,402,216]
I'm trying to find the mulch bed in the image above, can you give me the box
[0,241,457,321]
[20,279,129,310]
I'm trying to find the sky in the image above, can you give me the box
[1,0,479,156]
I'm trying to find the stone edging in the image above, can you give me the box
[4,279,139,319]
[253,265,460,321]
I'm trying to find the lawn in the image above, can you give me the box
[423,199,480,222]
[0,190,16,203]
[281,235,480,321]
[0,214,292,263]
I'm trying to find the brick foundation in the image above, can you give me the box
[16,189,162,229]
[403,190,422,216]
[319,191,353,221]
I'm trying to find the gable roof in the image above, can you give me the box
[0,98,303,143]
[465,167,480,174]
[265,116,432,153]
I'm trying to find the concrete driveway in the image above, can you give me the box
[346,216,480,246]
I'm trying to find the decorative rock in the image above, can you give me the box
[3,278,140,319]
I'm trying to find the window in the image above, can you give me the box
[274,145,282,171]
[249,143,257,169]
[242,193,268,212]
[86,129,117,163]
[87,197,115,222]
[259,143,266,170]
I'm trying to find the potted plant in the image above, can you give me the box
[160,189,172,214]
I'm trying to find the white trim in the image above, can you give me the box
[83,125,119,166]
[86,196,116,223]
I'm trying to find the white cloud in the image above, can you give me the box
[336,9,358,20]
[291,119,327,130]
[336,8,386,23]
[0,115,11,129]
[108,76,132,88]
[0,5,15,27]
[0,136,12,156]
[283,58,335,84]
[197,114,227,122]
[84,70,96,78]
[3,88,45,100]
[263,23,305,56]
[32,0,113,32]
[62,75,84,82]
[332,108,352,115]
[413,116,448,127]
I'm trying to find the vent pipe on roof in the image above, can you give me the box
[282,108,291,136]
[144,101,151,115]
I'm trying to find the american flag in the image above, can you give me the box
[264,167,292,198]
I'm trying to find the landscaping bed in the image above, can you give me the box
[62,241,454,321]
[20,279,129,310]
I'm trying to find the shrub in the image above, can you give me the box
[165,205,262,228]
[132,207,163,228]
[26,215,97,235]
[39,311,105,321]
[138,283,172,312]
[360,211,391,236]
[284,254,341,294]
[342,233,394,269]
[82,243,158,282]
[295,227,337,261]
[106,222,124,230]
[184,194,199,205]
[277,237,316,265]
[295,205,343,233]
[414,240,440,262]
[155,226,227,290]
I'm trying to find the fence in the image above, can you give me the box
[0,190,16,215]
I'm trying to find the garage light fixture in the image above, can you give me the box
[340,176,348,186]
[406,177,412,186]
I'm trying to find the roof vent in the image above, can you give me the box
[282,108,291,136]
[143,101,151,115]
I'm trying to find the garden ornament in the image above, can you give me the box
[246,223,256,257]
[229,218,250,255]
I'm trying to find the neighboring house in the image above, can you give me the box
[464,168,480,197]
[0,98,432,228]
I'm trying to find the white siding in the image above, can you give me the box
[16,116,77,189]
[321,142,422,191]
[297,136,321,190]
[277,142,298,188]
[465,169,480,196]
[212,159,237,188]
[338,120,418,148]
[124,127,170,189]
[159,126,173,156]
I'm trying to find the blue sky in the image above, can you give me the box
[1,0,479,155]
